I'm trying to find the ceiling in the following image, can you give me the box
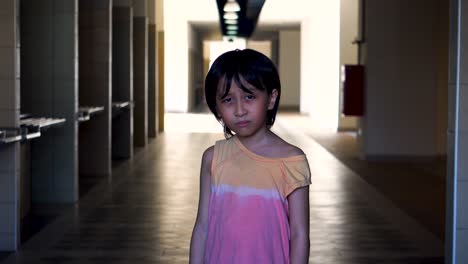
[215,0,266,38]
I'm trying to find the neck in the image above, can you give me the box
[236,128,275,148]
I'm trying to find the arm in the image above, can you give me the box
[189,146,214,264]
[289,186,310,264]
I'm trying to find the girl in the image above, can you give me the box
[190,49,311,264]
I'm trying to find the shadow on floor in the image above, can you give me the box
[309,131,446,241]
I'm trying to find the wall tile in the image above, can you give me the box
[0,171,17,203]
[0,79,19,110]
[92,28,111,45]
[456,228,468,262]
[93,0,111,10]
[53,15,76,60]
[0,0,14,16]
[53,0,77,14]
[449,84,457,131]
[93,9,110,28]
[447,131,455,181]
[459,84,468,131]
[0,143,19,173]
[448,0,459,85]
[0,14,15,47]
[93,43,111,63]
[15,47,19,78]
[0,203,16,233]
[459,131,468,180]
[460,0,468,85]
[0,232,16,251]
[0,109,18,127]
[457,181,468,228]
[22,0,53,18]
[0,47,14,79]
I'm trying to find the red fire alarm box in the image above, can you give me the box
[342,65,364,116]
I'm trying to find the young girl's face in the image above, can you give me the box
[215,76,278,138]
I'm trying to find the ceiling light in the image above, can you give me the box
[223,0,240,12]
[227,25,238,30]
[227,30,237,35]
[225,19,237,25]
[223,12,238,20]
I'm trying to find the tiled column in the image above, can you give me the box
[0,0,20,251]
[112,1,133,159]
[20,0,79,203]
[148,0,158,137]
[79,0,112,176]
[447,0,468,262]
[133,0,148,147]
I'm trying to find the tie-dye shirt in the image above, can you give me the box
[205,136,311,264]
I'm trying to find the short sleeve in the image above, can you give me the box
[280,158,311,197]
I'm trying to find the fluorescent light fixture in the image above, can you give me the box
[225,19,237,25]
[227,30,237,35]
[227,25,238,30]
[223,0,240,12]
[223,12,238,20]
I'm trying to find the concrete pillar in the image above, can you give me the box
[0,0,20,251]
[148,0,158,137]
[156,0,164,132]
[78,0,112,177]
[279,30,300,110]
[133,0,148,147]
[112,0,134,159]
[338,0,359,131]
[21,0,79,203]
[446,0,468,262]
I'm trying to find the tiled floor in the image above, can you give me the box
[0,113,444,263]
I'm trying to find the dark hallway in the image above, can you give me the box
[1,114,444,264]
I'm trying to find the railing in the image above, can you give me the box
[78,106,105,122]
[112,101,134,118]
[0,116,66,145]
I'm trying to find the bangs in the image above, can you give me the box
[218,73,264,99]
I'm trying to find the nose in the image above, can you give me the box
[234,100,247,117]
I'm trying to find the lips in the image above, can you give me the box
[235,120,250,127]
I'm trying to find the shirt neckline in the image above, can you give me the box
[233,136,306,162]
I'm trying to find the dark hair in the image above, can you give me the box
[204,49,281,137]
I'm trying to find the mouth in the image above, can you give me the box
[235,121,250,127]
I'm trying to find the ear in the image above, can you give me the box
[268,89,279,110]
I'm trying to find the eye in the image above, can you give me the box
[245,94,255,100]
[222,97,232,103]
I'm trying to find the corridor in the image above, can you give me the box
[0,113,444,264]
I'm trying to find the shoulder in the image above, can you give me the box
[200,145,215,176]
[202,145,215,164]
[272,135,305,158]
[285,144,305,157]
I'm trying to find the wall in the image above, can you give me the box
[447,0,468,262]
[279,30,300,109]
[338,0,358,131]
[362,0,448,157]
[0,0,20,250]
[164,0,218,113]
